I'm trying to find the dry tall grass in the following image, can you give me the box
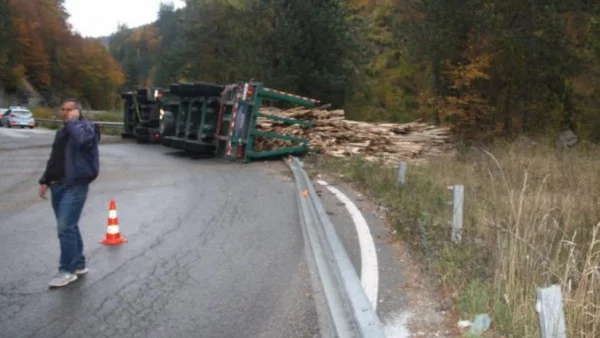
[309,137,600,337]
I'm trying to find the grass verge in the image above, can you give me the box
[31,107,123,136]
[31,107,122,122]
[306,136,600,337]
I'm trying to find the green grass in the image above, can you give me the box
[98,127,122,136]
[306,136,600,337]
[30,107,56,119]
[31,107,122,122]
[31,107,123,136]
[90,111,123,122]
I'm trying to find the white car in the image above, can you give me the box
[0,106,36,128]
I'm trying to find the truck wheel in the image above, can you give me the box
[135,134,149,144]
[169,82,225,97]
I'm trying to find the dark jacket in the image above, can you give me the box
[39,118,100,186]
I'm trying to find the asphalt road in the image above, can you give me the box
[0,128,319,338]
[0,127,62,150]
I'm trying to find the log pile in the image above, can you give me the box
[254,107,454,164]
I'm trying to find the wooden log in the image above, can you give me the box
[253,106,453,163]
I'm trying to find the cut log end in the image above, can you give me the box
[255,107,453,163]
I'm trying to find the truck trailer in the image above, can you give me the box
[121,80,322,162]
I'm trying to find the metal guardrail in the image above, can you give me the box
[35,118,124,128]
[34,119,385,336]
[286,156,385,338]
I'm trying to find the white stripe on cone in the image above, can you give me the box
[106,225,119,234]
[109,210,117,219]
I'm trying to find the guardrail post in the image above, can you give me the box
[536,285,567,338]
[447,184,464,244]
[398,161,407,186]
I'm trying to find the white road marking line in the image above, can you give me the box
[316,179,379,310]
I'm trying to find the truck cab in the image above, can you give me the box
[121,87,164,143]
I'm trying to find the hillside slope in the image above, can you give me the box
[104,3,185,90]
[0,0,124,109]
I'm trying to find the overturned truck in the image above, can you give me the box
[159,82,224,154]
[121,87,164,144]
[121,80,321,162]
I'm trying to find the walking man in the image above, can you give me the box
[38,98,100,288]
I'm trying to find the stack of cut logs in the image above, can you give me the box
[254,106,454,164]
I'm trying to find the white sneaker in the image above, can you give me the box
[49,272,78,288]
[75,267,89,275]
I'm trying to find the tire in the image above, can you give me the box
[169,82,225,97]
[135,133,149,144]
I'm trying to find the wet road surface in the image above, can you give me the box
[0,128,319,338]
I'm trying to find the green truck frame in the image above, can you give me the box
[214,81,320,162]
[123,80,322,162]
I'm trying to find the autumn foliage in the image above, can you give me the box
[341,0,600,142]
[2,0,600,141]
[0,0,124,109]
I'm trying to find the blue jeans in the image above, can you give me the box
[50,183,89,274]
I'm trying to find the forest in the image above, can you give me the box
[0,0,124,109]
[2,0,600,141]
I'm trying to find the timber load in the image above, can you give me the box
[254,107,454,164]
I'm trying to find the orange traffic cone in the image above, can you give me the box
[100,199,127,245]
